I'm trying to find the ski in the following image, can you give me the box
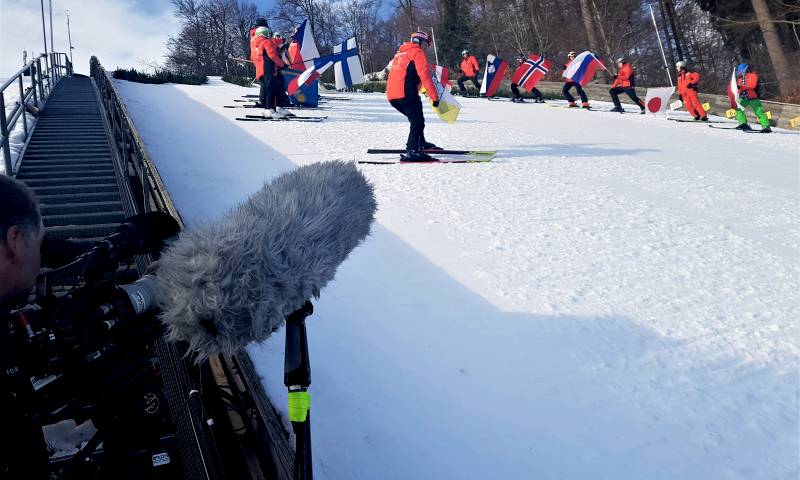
[225,104,330,110]
[367,149,496,158]
[668,118,730,124]
[708,124,743,130]
[358,157,494,165]
[236,115,326,122]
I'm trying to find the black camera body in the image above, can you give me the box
[3,212,181,478]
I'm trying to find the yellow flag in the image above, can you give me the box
[426,81,461,124]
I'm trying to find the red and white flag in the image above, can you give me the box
[727,68,744,110]
[511,54,552,92]
[287,60,334,95]
[644,86,675,114]
[430,65,449,89]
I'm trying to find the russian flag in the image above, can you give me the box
[288,19,320,69]
[562,51,606,86]
[333,37,365,89]
[479,55,508,97]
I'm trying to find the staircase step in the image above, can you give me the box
[43,211,126,227]
[17,169,114,180]
[41,201,124,216]
[30,183,118,196]
[45,223,121,240]
[21,176,117,187]
[37,192,120,205]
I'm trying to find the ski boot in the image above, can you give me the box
[419,141,443,151]
[761,126,772,133]
[400,150,435,162]
[567,101,578,108]
[581,102,591,109]
[700,117,709,122]
[735,123,753,131]
[276,106,295,117]
[610,106,624,113]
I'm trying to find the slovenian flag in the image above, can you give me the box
[333,37,365,89]
[511,53,552,92]
[727,68,744,110]
[562,51,606,86]
[288,19,320,69]
[479,55,508,97]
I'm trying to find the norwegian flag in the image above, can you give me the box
[511,54,552,92]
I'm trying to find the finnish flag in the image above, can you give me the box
[333,37,365,90]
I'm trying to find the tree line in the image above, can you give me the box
[165,0,799,101]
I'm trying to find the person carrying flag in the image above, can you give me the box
[609,57,645,114]
[562,51,589,108]
[272,32,293,109]
[675,60,707,121]
[511,53,544,103]
[386,31,441,162]
[733,63,771,133]
[457,49,481,96]
[250,26,289,118]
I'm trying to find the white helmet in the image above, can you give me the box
[255,26,271,38]
[675,60,687,69]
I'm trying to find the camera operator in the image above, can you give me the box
[1,175,49,478]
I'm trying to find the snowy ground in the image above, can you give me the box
[115,77,799,480]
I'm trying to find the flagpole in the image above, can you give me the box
[429,26,439,65]
[649,3,673,86]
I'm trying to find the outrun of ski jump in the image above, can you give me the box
[1,0,798,479]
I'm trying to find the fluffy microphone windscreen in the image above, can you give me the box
[157,161,376,360]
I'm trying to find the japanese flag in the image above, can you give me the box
[644,87,675,114]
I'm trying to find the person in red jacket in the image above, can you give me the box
[734,63,771,133]
[675,60,707,121]
[562,51,589,108]
[387,31,441,162]
[457,49,481,96]
[250,26,288,118]
[609,57,645,114]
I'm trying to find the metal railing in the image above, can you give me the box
[1,52,72,175]
[89,56,182,221]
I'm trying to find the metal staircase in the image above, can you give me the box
[16,76,125,240]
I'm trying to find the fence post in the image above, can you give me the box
[0,95,12,175]
[18,77,28,139]
[30,62,39,106]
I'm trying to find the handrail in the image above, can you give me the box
[1,51,73,175]
[89,56,183,222]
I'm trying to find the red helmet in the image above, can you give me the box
[410,31,431,46]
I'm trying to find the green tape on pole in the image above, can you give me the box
[288,391,311,422]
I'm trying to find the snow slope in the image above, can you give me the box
[115,78,799,480]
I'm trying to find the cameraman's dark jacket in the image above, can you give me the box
[1,235,99,477]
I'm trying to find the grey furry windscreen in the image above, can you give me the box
[156,161,377,360]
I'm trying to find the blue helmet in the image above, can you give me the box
[737,63,749,75]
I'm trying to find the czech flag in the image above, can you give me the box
[288,19,320,69]
[287,58,334,95]
[562,51,606,86]
[511,54,552,92]
[479,55,508,97]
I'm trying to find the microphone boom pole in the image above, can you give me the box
[285,301,314,480]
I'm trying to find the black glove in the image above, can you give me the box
[678,94,683,101]
[688,83,697,90]
[432,100,440,107]
[740,90,748,100]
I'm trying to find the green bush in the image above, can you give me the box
[112,68,207,85]
[222,75,255,87]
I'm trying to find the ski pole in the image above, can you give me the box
[285,301,314,480]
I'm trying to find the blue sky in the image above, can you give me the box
[0,0,278,77]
